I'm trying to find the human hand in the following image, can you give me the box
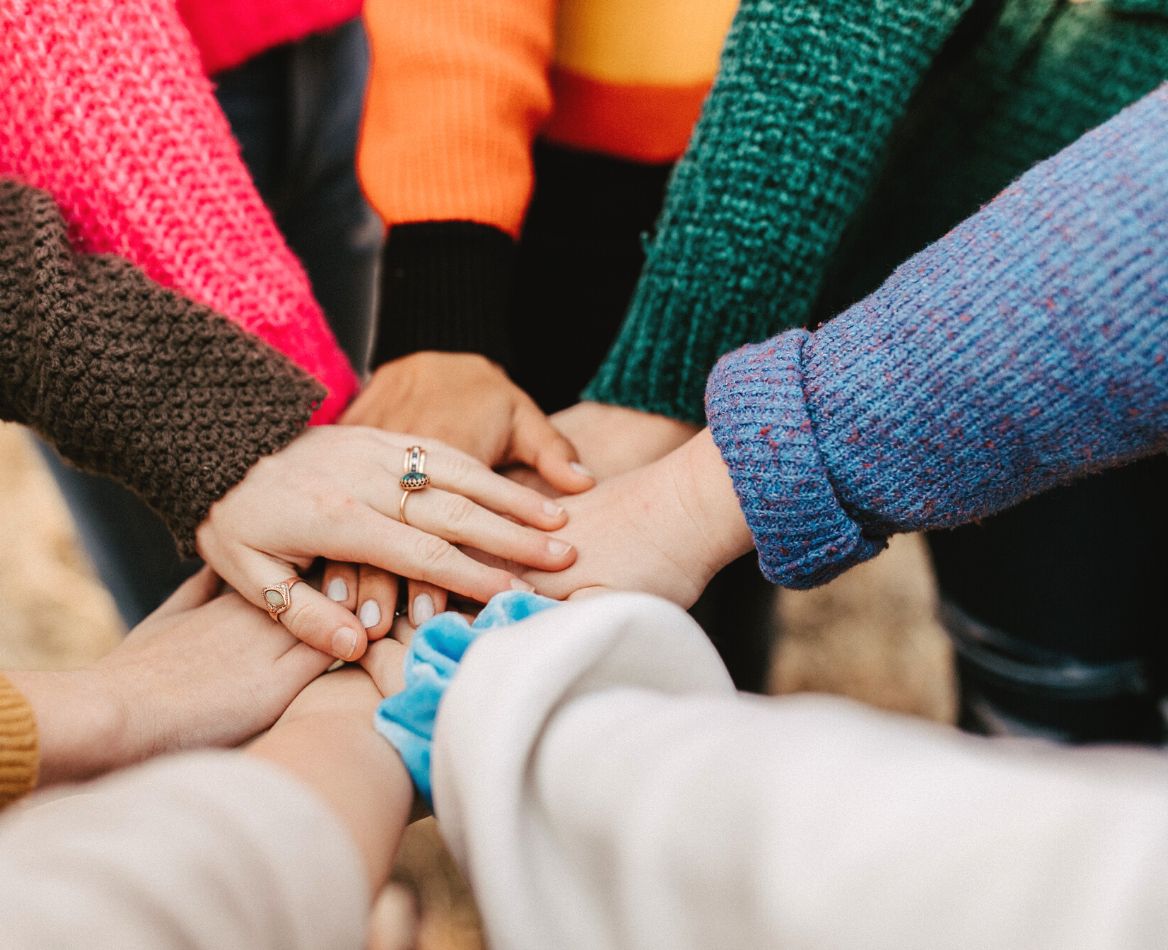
[335,353,593,630]
[343,352,595,490]
[195,426,575,660]
[521,430,755,606]
[550,401,700,481]
[501,402,699,498]
[8,567,335,786]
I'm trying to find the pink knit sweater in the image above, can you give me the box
[179,0,363,75]
[0,0,359,421]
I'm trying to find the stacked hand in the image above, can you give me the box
[330,348,743,614]
[7,568,335,785]
[195,426,575,661]
[520,430,755,606]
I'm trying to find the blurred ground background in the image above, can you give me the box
[1,420,955,949]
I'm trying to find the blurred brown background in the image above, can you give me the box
[0,420,955,949]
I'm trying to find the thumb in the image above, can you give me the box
[228,549,369,661]
[150,565,223,618]
[510,401,594,495]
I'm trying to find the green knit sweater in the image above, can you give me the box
[584,0,1168,424]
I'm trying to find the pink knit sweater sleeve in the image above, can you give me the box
[0,0,356,421]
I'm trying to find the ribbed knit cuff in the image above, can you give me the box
[704,332,885,589]
[581,280,713,427]
[372,222,516,371]
[0,674,39,808]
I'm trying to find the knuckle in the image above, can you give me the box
[442,451,473,484]
[444,494,477,531]
[414,533,453,570]
[282,598,329,646]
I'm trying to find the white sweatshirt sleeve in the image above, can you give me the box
[432,592,1168,950]
[0,752,368,950]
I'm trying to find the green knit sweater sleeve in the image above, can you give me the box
[583,0,974,424]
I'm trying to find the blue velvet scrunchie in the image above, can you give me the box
[374,590,559,805]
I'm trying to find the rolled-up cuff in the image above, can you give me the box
[704,331,885,588]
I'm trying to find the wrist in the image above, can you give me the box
[5,668,127,785]
[251,705,413,894]
[668,429,754,577]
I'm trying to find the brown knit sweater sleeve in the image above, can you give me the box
[0,674,38,808]
[0,179,325,555]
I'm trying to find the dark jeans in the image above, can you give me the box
[44,19,381,626]
[932,455,1168,744]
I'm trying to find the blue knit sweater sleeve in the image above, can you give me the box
[706,85,1168,589]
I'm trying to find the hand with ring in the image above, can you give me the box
[195,426,575,661]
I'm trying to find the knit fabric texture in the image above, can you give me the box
[0,674,38,809]
[585,0,1168,423]
[584,0,974,423]
[177,0,362,75]
[706,86,1168,589]
[0,181,325,556]
[814,0,1168,323]
[0,0,357,421]
[373,222,518,370]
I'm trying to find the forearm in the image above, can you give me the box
[0,181,324,555]
[436,594,1168,950]
[249,707,414,897]
[360,0,556,367]
[0,0,356,418]
[707,85,1168,587]
[0,670,124,790]
[0,753,368,949]
[585,0,973,423]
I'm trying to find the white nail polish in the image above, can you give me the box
[570,462,594,479]
[543,500,565,517]
[359,599,381,629]
[326,578,348,602]
[547,539,572,557]
[413,593,435,625]
[510,578,536,592]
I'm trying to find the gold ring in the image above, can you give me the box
[400,446,430,526]
[399,471,431,492]
[261,576,303,622]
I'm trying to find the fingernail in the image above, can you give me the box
[358,599,381,629]
[413,593,435,625]
[332,627,358,660]
[570,462,594,479]
[543,500,565,517]
[510,578,536,592]
[547,539,572,557]
[326,578,348,602]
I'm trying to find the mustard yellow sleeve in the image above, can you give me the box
[0,673,39,808]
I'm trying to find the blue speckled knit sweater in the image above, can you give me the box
[705,86,1168,589]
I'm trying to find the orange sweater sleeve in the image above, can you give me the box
[0,674,38,808]
[359,0,556,238]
